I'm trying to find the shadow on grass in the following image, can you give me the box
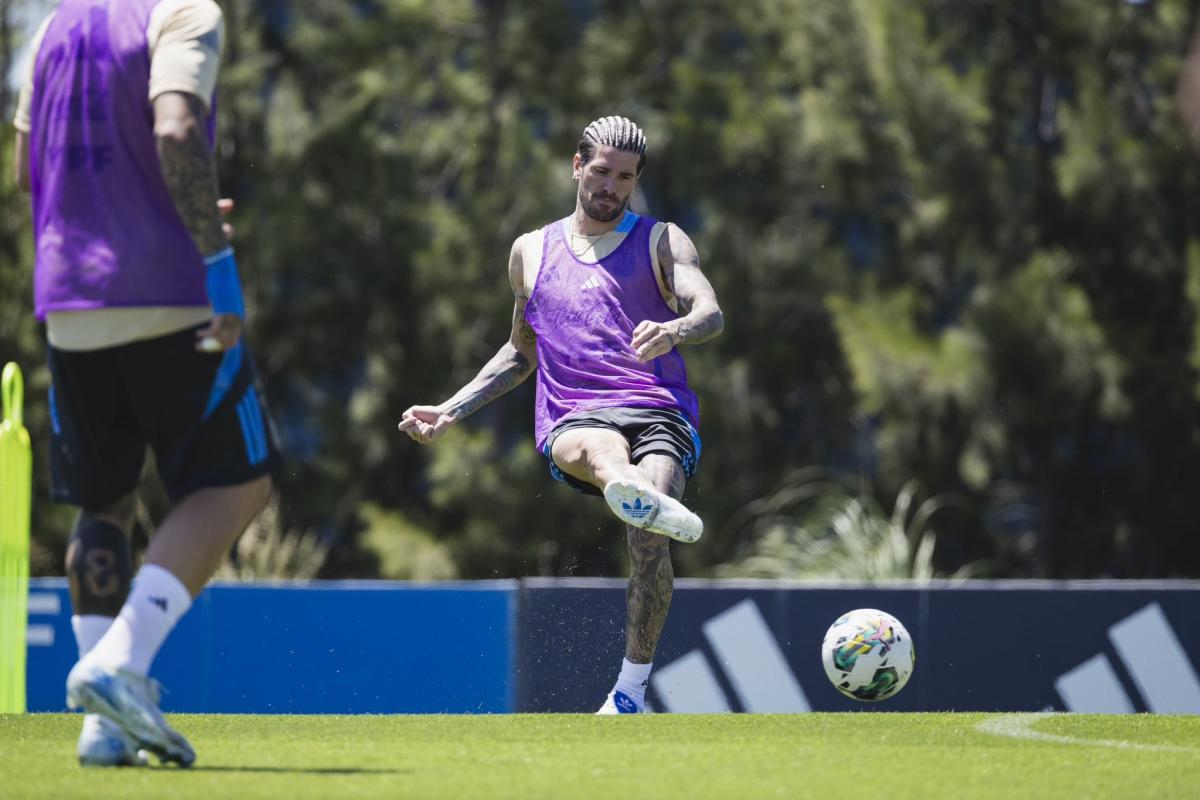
[183,766,408,775]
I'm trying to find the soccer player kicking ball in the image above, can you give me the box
[13,0,278,765]
[400,116,724,714]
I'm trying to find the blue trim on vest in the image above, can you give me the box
[614,211,639,233]
[558,210,640,242]
[202,342,243,421]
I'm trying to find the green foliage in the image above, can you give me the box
[718,471,980,581]
[3,0,1199,579]
[355,504,457,581]
[217,502,329,582]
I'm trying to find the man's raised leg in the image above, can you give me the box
[67,476,271,765]
[550,428,702,543]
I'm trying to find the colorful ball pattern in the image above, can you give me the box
[821,608,915,702]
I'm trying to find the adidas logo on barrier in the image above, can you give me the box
[1053,603,1200,714]
[25,592,60,647]
[621,498,654,521]
[651,599,1200,714]
[651,599,811,713]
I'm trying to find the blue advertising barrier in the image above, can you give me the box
[26,578,517,713]
[517,578,1200,713]
[26,577,1199,714]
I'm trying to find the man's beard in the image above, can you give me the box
[580,188,627,223]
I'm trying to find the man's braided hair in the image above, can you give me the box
[577,116,647,174]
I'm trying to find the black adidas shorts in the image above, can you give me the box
[46,324,281,508]
[542,406,701,496]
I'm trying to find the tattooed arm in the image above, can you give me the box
[631,223,724,362]
[154,91,242,350]
[399,239,538,444]
[154,92,226,256]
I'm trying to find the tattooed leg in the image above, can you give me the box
[625,526,674,663]
[623,454,686,663]
[66,495,136,618]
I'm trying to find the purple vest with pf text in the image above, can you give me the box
[28,0,213,320]
[524,214,700,450]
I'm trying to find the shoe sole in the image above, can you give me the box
[603,479,703,544]
[69,677,194,767]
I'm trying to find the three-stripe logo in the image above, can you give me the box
[1054,603,1200,713]
[651,599,810,713]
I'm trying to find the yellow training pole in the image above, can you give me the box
[0,362,32,713]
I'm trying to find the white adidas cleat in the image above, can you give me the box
[603,479,703,543]
[66,657,195,767]
[78,713,148,767]
[596,689,644,715]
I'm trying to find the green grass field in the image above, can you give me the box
[1,713,1197,799]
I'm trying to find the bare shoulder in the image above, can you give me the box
[508,235,527,296]
[514,227,549,298]
[657,222,700,267]
[513,228,545,253]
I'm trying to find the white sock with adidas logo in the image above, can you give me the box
[612,658,653,709]
[86,564,192,677]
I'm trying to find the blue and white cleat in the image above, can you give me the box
[596,689,644,715]
[66,658,195,767]
[78,713,148,767]
[603,479,703,544]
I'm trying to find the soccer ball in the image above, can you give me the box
[821,608,915,702]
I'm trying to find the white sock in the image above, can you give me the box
[86,564,192,676]
[71,615,114,658]
[73,615,115,725]
[613,658,653,707]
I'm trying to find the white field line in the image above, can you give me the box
[977,713,1196,753]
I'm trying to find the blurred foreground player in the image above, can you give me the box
[400,116,724,714]
[13,0,278,765]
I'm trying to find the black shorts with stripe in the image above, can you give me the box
[542,406,701,496]
[46,324,280,508]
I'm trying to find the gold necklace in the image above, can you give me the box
[569,225,613,259]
